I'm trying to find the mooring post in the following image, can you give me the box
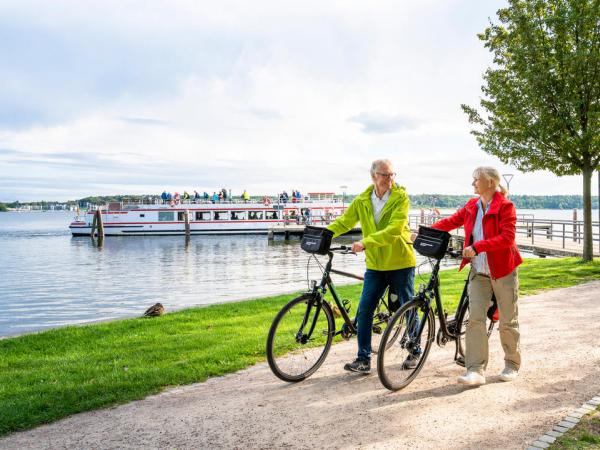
[91,210,98,239]
[96,208,104,246]
[184,210,191,237]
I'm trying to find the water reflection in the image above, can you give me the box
[0,212,461,337]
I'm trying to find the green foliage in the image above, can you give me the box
[462,0,600,259]
[0,257,598,436]
[549,407,600,449]
[463,0,600,174]
[409,194,598,209]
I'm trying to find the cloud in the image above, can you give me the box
[0,0,586,200]
[119,117,172,126]
[348,112,420,134]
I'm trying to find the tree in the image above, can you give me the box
[462,0,600,261]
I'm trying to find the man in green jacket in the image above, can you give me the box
[327,159,416,374]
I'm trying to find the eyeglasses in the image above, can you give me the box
[376,172,396,179]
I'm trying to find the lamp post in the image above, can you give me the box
[502,173,514,195]
[340,185,348,210]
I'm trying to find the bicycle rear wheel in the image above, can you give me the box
[266,294,334,382]
[377,300,435,391]
[455,299,496,359]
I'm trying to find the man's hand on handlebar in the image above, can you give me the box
[351,241,365,253]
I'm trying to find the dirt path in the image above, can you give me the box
[3,281,600,450]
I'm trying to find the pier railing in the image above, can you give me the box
[408,213,600,255]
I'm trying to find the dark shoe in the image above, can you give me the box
[402,353,420,370]
[344,358,371,374]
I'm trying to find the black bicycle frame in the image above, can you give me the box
[314,251,359,335]
[413,259,469,342]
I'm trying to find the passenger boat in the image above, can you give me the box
[69,193,347,236]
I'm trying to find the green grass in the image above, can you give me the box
[0,257,598,436]
[549,407,600,449]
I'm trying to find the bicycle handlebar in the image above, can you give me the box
[329,245,356,255]
[447,249,462,258]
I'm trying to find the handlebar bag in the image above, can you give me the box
[301,226,334,255]
[413,226,450,259]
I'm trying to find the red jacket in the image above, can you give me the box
[431,191,522,279]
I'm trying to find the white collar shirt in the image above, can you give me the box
[371,188,390,225]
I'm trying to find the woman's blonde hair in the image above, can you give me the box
[472,166,508,195]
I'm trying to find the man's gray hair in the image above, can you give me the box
[370,159,393,176]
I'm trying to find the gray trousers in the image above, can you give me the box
[466,269,521,374]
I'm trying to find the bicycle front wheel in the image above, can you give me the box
[266,294,335,382]
[377,300,435,391]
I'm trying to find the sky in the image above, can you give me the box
[0,0,594,202]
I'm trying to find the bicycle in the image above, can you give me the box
[266,246,397,382]
[376,232,498,391]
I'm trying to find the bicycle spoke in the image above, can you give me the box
[377,301,434,391]
[267,295,334,382]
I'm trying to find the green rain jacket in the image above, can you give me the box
[327,184,416,271]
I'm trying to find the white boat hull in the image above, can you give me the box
[69,202,345,236]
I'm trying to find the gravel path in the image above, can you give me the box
[2,281,600,450]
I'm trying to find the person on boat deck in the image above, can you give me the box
[194,191,200,202]
[166,192,172,202]
[295,190,302,201]
[203,192,209,201]
[182,191,190,202]
[161,191,168,204]
[173,192,181,204]
[211,192,218,204]
[326,159,416,374]
[218,191,223,202]
[291,190,297,203]
[242,190,250,203]
[221,188,228,202]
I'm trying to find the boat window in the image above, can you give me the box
[248,211,264,220]
[195,211,211,221]
[177,212,187,221]
[265,211,279,220]
[158,211,175,222]
[231,211,246,220]
[139,214,145,218]
[214,211,229,220]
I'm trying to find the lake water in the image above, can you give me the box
[0,208,578,337]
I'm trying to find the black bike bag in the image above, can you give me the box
[413,226,451,259]
[300,226,334,255]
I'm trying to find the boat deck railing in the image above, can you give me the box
[83,197,348,212]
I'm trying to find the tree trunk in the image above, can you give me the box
[582,164,593,261]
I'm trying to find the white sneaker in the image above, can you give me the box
[499,367,518,382]
[457,371,486,386]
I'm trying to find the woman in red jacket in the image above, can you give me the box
[431,167,522,386]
